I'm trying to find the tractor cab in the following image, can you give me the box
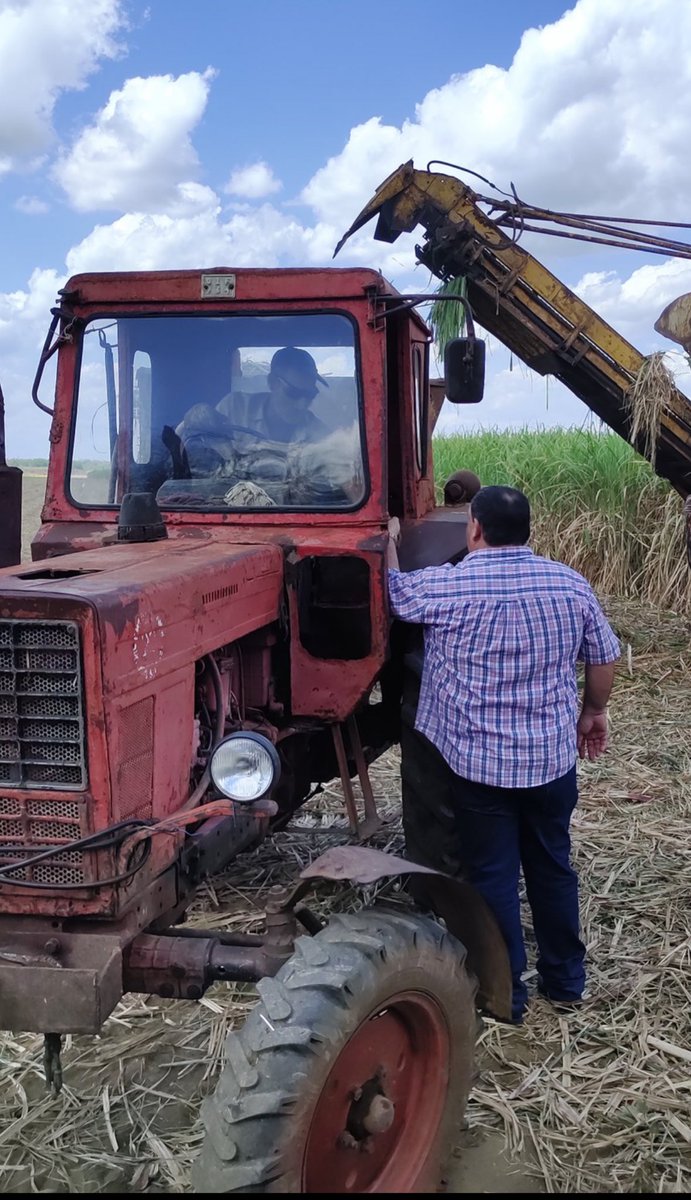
[32,267,465,566]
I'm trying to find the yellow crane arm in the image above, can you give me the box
[336,161,691,497]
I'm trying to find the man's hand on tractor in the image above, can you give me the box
[387,517,400,569]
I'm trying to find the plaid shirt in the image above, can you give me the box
[388,547,620,788]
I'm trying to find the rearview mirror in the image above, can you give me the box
[444,337,486,404]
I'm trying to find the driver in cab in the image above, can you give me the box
[169,346,362,509]
[177,346,328,460]
[218,346,329,444]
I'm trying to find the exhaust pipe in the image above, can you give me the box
[0,381,22,567]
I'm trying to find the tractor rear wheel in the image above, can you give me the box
[194,909,477,1194]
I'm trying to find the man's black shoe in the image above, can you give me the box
[537,982,584,1010]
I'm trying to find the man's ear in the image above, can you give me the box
[467,516,481,546]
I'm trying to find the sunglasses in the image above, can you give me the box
[273,374,318,402]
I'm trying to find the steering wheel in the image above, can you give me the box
[220,424,269,441]
[161,420,276,485]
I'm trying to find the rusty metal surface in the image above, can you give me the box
[0,599,116,918]
[38,271,391,535]
[285,542,390,721]
[0,542,282,913]
[178,808,269,884]
[345,713,382,838]
[123,889,298,998]
[301,846,513,1022]
[0,919,275,1031]
[656,292,691,351]
[122,932,270,999]
[330,720,382,840]
[0,805,267,1031]
[64,267,389,306]
[0,541,284,671]
[301,845,439,886]
[303,988,448,1192]
[0,930,122,1034]
[11,259,419,735]
[429,378,446,435]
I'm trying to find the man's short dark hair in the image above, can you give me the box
[470,485,531,546]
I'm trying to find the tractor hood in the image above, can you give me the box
[0,539,284,694]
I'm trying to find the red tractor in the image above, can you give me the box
[0,253,510,1191]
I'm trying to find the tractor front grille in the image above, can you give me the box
[0,621,87,790]
[0,796,85,886]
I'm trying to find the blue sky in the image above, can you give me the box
[2,0,568,286]
[2,0,691,455]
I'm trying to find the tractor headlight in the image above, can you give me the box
[210,732,281,802]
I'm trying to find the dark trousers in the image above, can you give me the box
[448,766,585,1021]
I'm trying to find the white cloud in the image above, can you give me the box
[53,70,216,213]
[0,0,124,171]
[575,258,691,348]
[0,267,62,335]
[61,201,334,273]
[225,161,282,199]
[14,195,49,215]
[162,182,220,219]
[303,0,691,236]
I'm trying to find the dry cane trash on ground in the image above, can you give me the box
[0,597,689,1194]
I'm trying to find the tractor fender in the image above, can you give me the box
[300,845,512,1022]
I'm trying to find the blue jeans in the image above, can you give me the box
[449,766,585,1021]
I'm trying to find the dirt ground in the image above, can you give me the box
[451,1129,540,1193]
[1,488,690,1194]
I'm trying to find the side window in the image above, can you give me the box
[70,320,119,505]
[412,343,428,474]
[132,351,152,464]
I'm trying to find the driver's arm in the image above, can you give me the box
[217,389,255,427]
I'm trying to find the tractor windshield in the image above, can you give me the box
[69,313,366,511]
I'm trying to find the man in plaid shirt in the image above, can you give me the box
[388,485,620,1022]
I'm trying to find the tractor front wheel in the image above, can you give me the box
[194,910,477,1194]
